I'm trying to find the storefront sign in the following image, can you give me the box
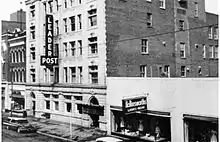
[122,96,147,113]
[80,104,104,116]
[41,14,58,68]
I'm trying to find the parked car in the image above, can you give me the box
[96,136,123,142]
[3,117,37,133]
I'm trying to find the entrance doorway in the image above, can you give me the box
[89,97,99,128]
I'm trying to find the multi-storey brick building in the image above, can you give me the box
[25,0,218,132]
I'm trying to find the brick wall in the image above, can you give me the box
[106,0,175,77]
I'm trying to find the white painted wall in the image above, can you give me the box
[106,77,218,142]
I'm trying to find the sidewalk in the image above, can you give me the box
[2,112,107,142]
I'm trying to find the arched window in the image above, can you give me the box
[89,96,99,105]
[30,92,36,99]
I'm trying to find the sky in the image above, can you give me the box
[0,0,219,21]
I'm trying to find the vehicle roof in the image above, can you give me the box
[96,137,123,142]
[7,117,27,120]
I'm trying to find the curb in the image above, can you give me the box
[37,131,75,142]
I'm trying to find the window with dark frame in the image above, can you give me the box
[30,26,35,39]
[55,67,59,83]
[180,42,186,58]
[66,102,72,112]
[194,2,198,17]
[78,14,82,30]
[54,101,59,111]
[30,5,35,18]
[54,44,59,56]
[78,66,83,84]
[140,65,147,77]
[70,67,76,83]
[64,42,68,56]
[181,66,186,77]
[30,69,36,82]
[48,1,53,13]
[88,37,98,54]
[203,44,206,58]
[55,20,59,35]
[63,18,67,32]
[146,13,152,27]
[88,9,97,27]
[64,0,67,8]
[64,67,68,82]
[141,39,148,54]
[208,26,213,39]
[70,16,75,31]
[209,45,214,58]
[70,41,76,56]
[215,45,218,59]
[30,47,36,60]
[89,65,98,84]
[179,20,184,31]
[78,40,82,55]
[159,0,165,9]
[45,100,50,110]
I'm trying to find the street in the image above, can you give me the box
[2,127,67,142]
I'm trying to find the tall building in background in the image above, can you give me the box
[25,0,218,132]
[10,9,26,24]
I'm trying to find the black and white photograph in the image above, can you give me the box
[1,0,219,141]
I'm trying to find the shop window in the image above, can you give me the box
[88,9,97,27]
[66,102,72,112]
[184,117,218,142]
[69,16,75,31]
[111,110,171,141]
[45,100,50,110]
[88,37,98,54]
[70,41,76,56]
[89,65,98,84]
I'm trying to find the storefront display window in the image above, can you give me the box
[184,116,218,142]
[112,110,171,141]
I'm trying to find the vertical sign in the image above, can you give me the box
[41,14,58,68]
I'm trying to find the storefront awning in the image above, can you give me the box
[183,114,218,123]
[77,103,104,116]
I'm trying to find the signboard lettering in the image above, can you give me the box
[122,96,147,113]
[41,14,58,68]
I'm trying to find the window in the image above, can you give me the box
[30,47,35,61]
[179,20,184,31]
[55,67,59,83]
[146,13,152,27]
[78,66,83,84]
[89,65,98,84]
[159,0,165,9]
[194,2,198,17]
[78,40,82,55]
[77,14,82,30]
[208,26,213,39]
[55,0,59,11]
[64,95,71,100]
[146,0,151,2]
[44,68,47,82]
[74,96,82,101]
[180,42,186,58]
[214,27,218,40]
[50,70,54,83]
[88,9,97,27]
[70,41,76,56]
[30,5,35,18]
[64,0,67,8]
[70,67,76,83]
[54,44,59,56]
[202,45,206,58]
[88,37,98,54]
[69,16,75,31]
[78,0,81,4]
[55,20,59,35]
[64,67,68,82]
[54,101,59,111]
[141,39,149,54]
[63,42,68,56]
[30,26,35,39]
[48,1,53,13]
[45,100,50,110]
[70,0,73,6]
[63,18,67,32]
[180,66,186,77]
[30,69,36,82]
[215,45,218,58]
[209,45,214,58]
[66,102,72,112]
[140,65,147,77]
